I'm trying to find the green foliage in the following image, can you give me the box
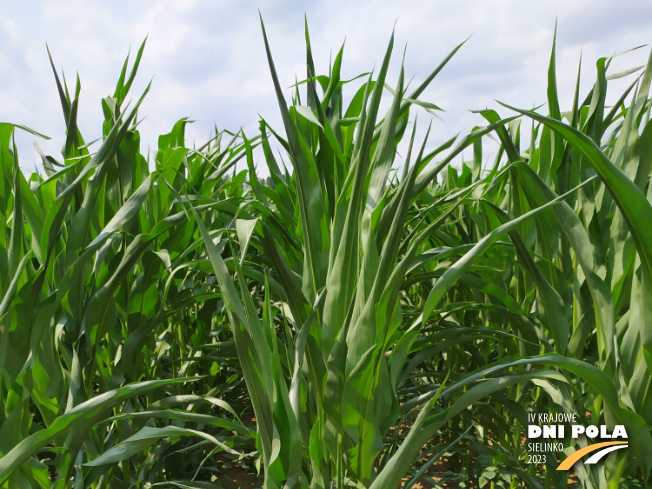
[0,40,255,488]
[1,20,651,489]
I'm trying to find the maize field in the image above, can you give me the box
[1,20,651,489]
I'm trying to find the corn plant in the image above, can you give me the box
[1,19,652,489]
[190,20,652,488]
[0,42,257,488]
[483,36,652,488]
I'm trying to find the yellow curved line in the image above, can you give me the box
[557,441,628,470]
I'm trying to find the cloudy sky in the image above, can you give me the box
[2,0,651,173]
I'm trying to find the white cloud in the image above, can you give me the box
[3,0,650,172]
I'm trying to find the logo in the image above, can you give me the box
[555,441,628,470]
[525,412,628,470]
